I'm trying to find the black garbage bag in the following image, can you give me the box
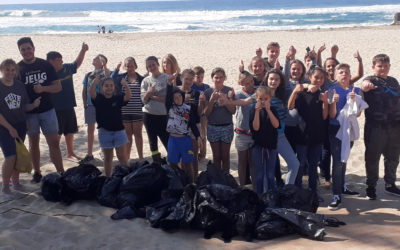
[60,164,102,204]
[261,184,319,213]
[159,184,197,231]
[119,163,168,207]
[255,208,295,239]
[194,184,240,242]
[196,161,238,188]
[146,198,180,228]
[231,188,264,242]
[112,165,132,178]
[270,208,326,240]
[97,176,122,208]
[117,191,139,209]
[41,173,63,202]
[162,164,191,190]
[111,205,145,220]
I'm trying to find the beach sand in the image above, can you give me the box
[1,26,400,249]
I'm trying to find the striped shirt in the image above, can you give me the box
[121,74,144,116]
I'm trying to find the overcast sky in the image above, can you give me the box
[0,0,168,5]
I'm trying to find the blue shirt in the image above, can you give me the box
[191,83,210,92]
[51,62,77,111]
[329,85,361,126]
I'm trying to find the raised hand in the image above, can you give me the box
[81,42,89,52]
[255,99,263,111]
[332,89,339,103]
[239,60,244,72]
[228,89,235,99]
[361,80,378,92]
[167,72,178,85]
[199,91,206,102]
[318,43,326,54]
[264,98,271,110]
[321,90,328,103]
[307,84,319,93]
[116,61,122,71]
[354,50,362,62]
[274,59,280,70]
[286,45,296,61]
[294,83,304,93]
[210,90,220,103]
[331,44,339,58]
[349,87,356,101]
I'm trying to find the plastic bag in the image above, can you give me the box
[14,137,32,173]
[261,184,319,213]
[41,173,63,202]
[255,209,295,239]
[60,164,102,204]
[196,161,238,188]
[97,177,122,208]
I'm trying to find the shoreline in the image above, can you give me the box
[0,23,398,37]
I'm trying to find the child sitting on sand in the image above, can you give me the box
[0,59,40,194]
[89,76,131,177]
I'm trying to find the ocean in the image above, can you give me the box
[0,0,400,34]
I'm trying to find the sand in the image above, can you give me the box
[1,26,400,250]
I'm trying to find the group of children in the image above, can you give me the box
[1,38,399,211]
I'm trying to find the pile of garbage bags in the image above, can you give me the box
[41,161,344,242]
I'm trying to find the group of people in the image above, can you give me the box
[1,37,399,211]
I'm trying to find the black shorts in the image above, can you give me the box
[122,114,143,123]
[56,109,78,135]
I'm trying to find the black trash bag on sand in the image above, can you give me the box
[255,208,326,240]
[196,161,238,188]
[262,184,319,213]
[41,173,63,202]
[59,164,102,204]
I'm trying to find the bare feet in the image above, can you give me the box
[65,154,81,162]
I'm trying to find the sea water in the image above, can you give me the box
[0,0,399,34]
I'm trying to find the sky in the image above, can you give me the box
[0,0,168,4]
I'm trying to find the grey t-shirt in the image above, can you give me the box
[0,80,29,126]
[235,89,253,131]
[204,86,233,125]
[140,73,168,115]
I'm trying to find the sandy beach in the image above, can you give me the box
[0,26,400,249]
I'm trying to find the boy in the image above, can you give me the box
[80,54,110,163]
[361,54,400,199]
[192,66,209,160]
[166,71,201,181]
[256,42,282,71]
[17,37,64,183]
[47,42,88,161]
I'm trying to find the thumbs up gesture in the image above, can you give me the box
[349,87,356,101]
[332,89,339,103]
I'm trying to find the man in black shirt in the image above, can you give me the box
[17,37,64,183]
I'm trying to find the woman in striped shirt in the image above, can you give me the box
[112,57,144,160]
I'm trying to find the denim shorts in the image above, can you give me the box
[207,124,234,144]
[98,128,128,149]
[235,133,254,151]
[0,123,27,158]
[26,108,59,136]
[167,135,194,163]
[84,105,96,124]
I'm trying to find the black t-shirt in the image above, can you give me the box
[18,58,58,113]
[295,90,326,145]
[92,94,128,131]
[184,89,200,124]
[363,75,400,123]
[249,105,279,149]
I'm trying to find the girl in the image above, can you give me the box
[176,69,204,179]
[249,86,280,194]
[222,69,299,185]
[161,54,182,86]
[234,71,256,187]
[140,56,170,162]
[111,57,144,160]
[204,67,236,172]
[288,65,329,199]
[89,76,131,177]
[239,56,266,86]
[165,72,201,181]
[0,59,40,193]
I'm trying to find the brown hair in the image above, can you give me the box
[267,42,280,51]
[238,70,253,85]
[211,67,226,78]
[256,86,273,98]
[193,66,205,75]
[372,54,390,65]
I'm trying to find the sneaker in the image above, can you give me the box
[328,195,341,210]
[31,172,42,183]
[79,154,94,164]
[366,186,377,200]
[385,183,400,197]
[342,184,360,196]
